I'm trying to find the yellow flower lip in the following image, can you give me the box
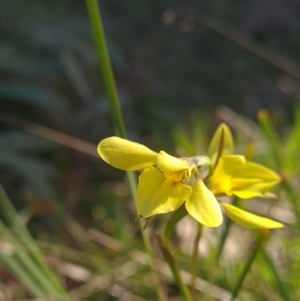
[186,179,223,227]
[137,167,192,218]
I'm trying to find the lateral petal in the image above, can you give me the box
[232,161,280,185]
[186,179,223,227]
[221,203,284,229]
[98,137,158,170]
[137,167,192,218]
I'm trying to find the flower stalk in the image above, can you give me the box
[157,234,194,301]
[190,222,203,299]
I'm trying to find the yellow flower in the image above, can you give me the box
[207,123,283,229]
[97,122,284,230]
[98,137,223,227]
[208,155,281,199]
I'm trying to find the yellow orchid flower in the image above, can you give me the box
[98,137,223,227]
[208,155,281,198]
[98,123,284,230]
[207,124,283,229]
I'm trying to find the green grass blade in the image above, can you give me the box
[0,221,62,297]
[85,2,166,300]
[0,252,46,298]
[0,186,70,297]
[86,0,126,139]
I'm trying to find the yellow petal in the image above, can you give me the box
[157,151,190,173]
[209,155,281,198]
[230,161,280,198]
[137,167,192,218]
[185,179,223,227]
[207,123,234,166]
[97,137,158,170]
[221,202,284,229]
[233,161,280,182]
[157,151,191,182]
[208,155,245,195]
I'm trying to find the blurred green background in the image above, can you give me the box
[1,0,300,300]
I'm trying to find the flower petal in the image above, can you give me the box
[137,167,192,218]
[98,137,158,170]
[209,155,281,198]
[186,179,223,227]
[207,123,234,165]
[208,155,245,195]
[233,161,280,180]
[157,151,190,173]
[221,202,284,229]
[230,161,280,198]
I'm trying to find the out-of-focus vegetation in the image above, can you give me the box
[1,0,300,300]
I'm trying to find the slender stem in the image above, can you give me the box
[86,0,126,138]
[216,196,239,262]
[164,205,188,249]
[230,229,269,301]
[85,2,165,300]
[190,223,203,299]
[157,234,194,301]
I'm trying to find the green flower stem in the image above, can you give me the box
[157,234,194,301]
[85,2,165,301]
[164,205,188,249]
[216,196,239,262]
[86,0,126,139]
[230,229,269,301]
[190,223,203,299]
